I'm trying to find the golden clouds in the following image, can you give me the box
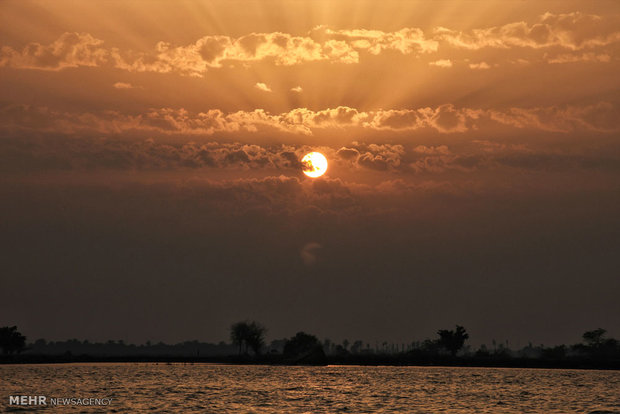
[0,30,366,76]
[136,32,359,75]
[121,26,438,74]
[546,53,611,64]
[429,59,453,68]
[435,12,620,51]
[254,82,272,92]
[312,26,438,54]
[2,102,618,138]
[113,82,135,89]
[2,13,616,75]
[0,32,109,71]
[1,6,619,189]
[468,62,490,70]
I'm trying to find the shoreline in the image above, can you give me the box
[2,355,619,371]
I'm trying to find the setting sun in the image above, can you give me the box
[301,152,328,178]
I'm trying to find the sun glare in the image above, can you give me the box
[302,152,328,178]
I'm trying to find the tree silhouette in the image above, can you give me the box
[581,328,619,358]
[230,321,251,355]
[284,332,323,357]
[246,321,266,355]
[583,328,606,348]
[278,332,326,364]
[437,325,469,356]
[0,326,26,355]
[351,340,363,354]
[230,320,266,355]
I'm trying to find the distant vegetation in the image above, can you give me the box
[0,326,26,355]
[230,320,266,355]
[2,324,619,368]
[436,325,469,356]
[282,332,326,364]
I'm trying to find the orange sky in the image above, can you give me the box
[1,0,619,345]
[1,1,619,185]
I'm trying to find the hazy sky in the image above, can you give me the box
[1,0,619,347]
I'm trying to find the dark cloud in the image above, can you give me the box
[429,104,469,133]
[2,129,620,177]
[335,143,404,171]
[0,136,316,173]
[336,147,360,161]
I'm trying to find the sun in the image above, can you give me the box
[301,152,328,178]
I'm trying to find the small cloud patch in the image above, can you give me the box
[113,82,135,89]
[429,59,453,68]
[300,242,322,265]
[255,82,272,92]
[469,62,491,70]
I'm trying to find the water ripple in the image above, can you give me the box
[1,364,619,413]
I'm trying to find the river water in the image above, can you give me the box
[2,363,619,413]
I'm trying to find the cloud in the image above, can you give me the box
[2,124,619,178]
[113,82,135,89]
[0,31,355,76]
[1,14,617,75]
[428,104,471,133]
[0,132,313,172]
[1,102,618,140]
[409,145,460,173]
[337,143,404,171]
[291,86,303,93]
[336,147,360,161]
[434,12,620,51]
[485,101,619,133]
[363,109,425,131]
[545,52,612,64]
[469,62,490,70]
[254,82,272,92]
[180,175,364,217]
[429,59,453,68]
[111,29,406,75]
[413,145,451,155]
[0,32,111,71]
[312,26,439,54]
[300,242,322,265]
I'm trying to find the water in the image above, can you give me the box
[2,363,619,413]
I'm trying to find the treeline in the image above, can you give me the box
[227,321,620,363]
[23,338,236,357]
[2,324,619,368]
